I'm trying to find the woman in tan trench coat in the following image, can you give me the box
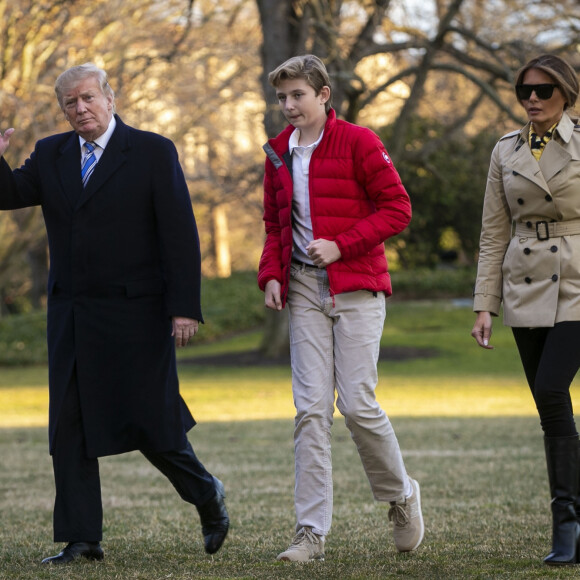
[472,54,580,565]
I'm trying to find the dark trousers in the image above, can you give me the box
[51,374,215,542]
[512,321,580,438]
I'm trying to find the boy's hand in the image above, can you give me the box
[265,279,282,310]
[306,239,341,267]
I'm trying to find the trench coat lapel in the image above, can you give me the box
[539,141,572,183]
[505,128,551,194]
[539,114,574,183]
[56,133,83,208]
[506,114,575,194]
[77,116,130,209]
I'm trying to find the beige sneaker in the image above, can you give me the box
[388,477,424,552]
[276,527,325,562]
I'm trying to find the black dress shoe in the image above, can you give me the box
[41,541,104,564]
[196,476,229,554]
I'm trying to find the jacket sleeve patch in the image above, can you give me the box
[263,143,284,169]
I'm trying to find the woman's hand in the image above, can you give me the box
[471,311,494,349]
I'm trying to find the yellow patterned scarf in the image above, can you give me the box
[528,122,558,160]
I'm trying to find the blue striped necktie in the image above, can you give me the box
[81,142,97,187]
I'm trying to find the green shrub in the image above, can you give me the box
[0,272,266,366]
[391,266,476,300]
[0,310,47,366]
[197,271,265,342]
[0,269,476,365]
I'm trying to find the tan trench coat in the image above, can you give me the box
[474,112,580,327]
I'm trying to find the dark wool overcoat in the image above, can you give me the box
[0,115,202,457]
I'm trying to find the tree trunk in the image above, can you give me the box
[255,0,299,358]
[212,205,231,278]
[256,0,299,139]
[261,308,290,359]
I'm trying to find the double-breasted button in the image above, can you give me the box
[525,276,532,284]
[524,248,531,255]
[545,194,553,202]
[517,198,524,205]
[550,246,558,253]
[552,274,558,282]
[526,221,532,228]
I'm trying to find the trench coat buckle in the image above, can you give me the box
[536,221,549,241]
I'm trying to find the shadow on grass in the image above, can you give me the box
[1,416,575,579]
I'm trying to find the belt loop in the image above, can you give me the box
[536,220,549,241]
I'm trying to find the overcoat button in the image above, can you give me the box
[545,194,553,202]
[550,246,558,253]
[512,171,519,176]
[517,198,524,205]
[524,248,531,255]
[526,221,532,228]
[525,277,532,284]
[552,274,558,282]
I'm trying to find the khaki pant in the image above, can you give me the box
[287,262,410,536]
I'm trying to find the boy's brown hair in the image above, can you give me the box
[268,54,332,114]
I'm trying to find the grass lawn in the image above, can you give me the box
[1,300,580,579]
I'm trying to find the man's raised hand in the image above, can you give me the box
[0,128,15,157]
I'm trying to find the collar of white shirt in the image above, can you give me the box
[79,115,117,161]
[289,127,324,154]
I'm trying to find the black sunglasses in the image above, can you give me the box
[515,84,558,100]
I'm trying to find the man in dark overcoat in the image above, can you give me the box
[0,63,229,564]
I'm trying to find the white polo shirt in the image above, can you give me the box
[289,128,324,265]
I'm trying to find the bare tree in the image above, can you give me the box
[257,0,579,147]
[254,0,580,356]
[0,0,81,313]
[0,0,267,312]
[1,0,579,348]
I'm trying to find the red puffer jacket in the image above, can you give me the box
[258,109,411,307]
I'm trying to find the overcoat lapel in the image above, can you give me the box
[56,133,83,208]
[77,116,130,209]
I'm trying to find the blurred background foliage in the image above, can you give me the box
[0,268,476,365]
[0,0,578,356]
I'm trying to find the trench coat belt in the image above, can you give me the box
[514,218,580,240]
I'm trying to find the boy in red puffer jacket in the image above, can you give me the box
[258,54,423,562]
